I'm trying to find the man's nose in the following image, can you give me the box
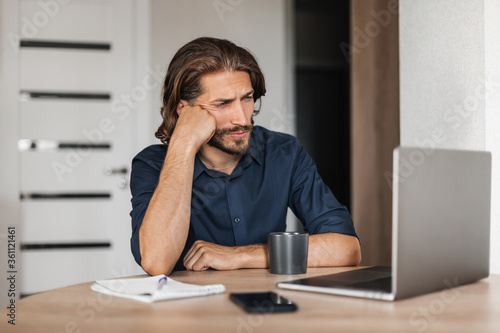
[230,101,249,126]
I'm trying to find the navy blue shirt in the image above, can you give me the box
[130,126,356,271]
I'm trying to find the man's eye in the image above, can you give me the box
[217,102,227,107]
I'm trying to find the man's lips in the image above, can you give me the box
[227,131,248,138]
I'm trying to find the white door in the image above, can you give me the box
[7,0,144,295]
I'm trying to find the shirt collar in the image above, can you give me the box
[193,127,265,180]
[248,126,265,166]
[193,156,206,180]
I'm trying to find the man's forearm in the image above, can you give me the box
[183,233,360,272]
[237,233,360,269]
[308,233,361,267]
[138,105,217,275]
[138,139,197,276]
[238,244,269,268]
[183,241,268,271]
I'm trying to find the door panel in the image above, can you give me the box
[19,0,113,42]
[20,49,111,91]
[20,151,115,191]
[21,201,112,242]
[20,100,111,140]
[20,249,113,295]
[16,0,144,295]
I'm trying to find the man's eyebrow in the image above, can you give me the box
[210,97,234,103]
[209,90,254,104]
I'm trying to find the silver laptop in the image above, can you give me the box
[278,147,491,301]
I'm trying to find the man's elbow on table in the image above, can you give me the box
[344,237,362,266]
[333,234,361,266]
[140,255,176,276]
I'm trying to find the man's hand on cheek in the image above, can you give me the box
[173,101,216,149]
[183,240,243,271]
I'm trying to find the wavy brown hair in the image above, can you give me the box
[155,37,266,145]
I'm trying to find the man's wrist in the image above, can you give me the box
[168,134,199,157]
[236,244,268,269]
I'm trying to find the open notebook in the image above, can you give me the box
[91,275,226,303]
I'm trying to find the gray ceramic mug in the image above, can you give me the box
[268,232,309,275]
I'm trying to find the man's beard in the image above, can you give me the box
[207,124,253,155]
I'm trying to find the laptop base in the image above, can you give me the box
[278,266,395,301]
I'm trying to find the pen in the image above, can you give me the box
[157,276,168,290]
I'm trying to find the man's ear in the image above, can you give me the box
[176,100,189,115]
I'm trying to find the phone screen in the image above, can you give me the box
[229,292,298,313]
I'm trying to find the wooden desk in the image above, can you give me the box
[2,267,499,333]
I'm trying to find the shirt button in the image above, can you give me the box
[234,218,241,223]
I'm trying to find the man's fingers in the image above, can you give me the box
[183,252,193,269]
[174,104,216,149]
[184,250,209,271]
[183,245,198,268]
[194,103,211,110]
[183,250,197,270]
[183,241,239,271]
[191,253,210,271]
[183,243,196,262]
[202,128,216,146]
[183,240,206,269]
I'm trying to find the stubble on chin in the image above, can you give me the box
[207,125,253,155]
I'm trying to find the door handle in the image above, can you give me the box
[104,167,128,176]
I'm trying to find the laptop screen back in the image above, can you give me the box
[392,147,491,299]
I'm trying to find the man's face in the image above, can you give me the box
[194,70,255,155]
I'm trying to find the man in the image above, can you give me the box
[130,37,360,275]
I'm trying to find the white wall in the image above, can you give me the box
[400,0,500,273]
[400,0,485,150]
[485,0,500,274]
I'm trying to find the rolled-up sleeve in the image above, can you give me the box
[287,141,357,238]
[129,146,165,266]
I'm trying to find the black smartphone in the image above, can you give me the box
[229,292,298,313]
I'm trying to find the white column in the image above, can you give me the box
[485,0,500,274]
[400,0,500,273]
[400,0,485,150]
